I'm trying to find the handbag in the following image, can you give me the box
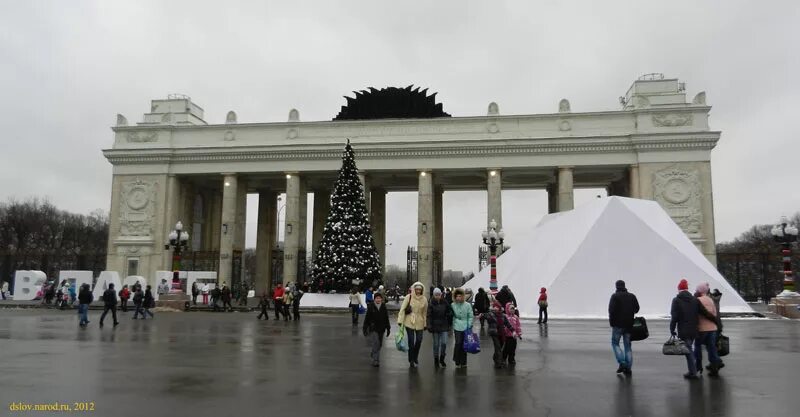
[395,324,408,352]
[357,305,366,315]
[403,296,413,315]
[463,328,481,354]
[630,316,649,341]
[716,333,730,357]
[662,336,692,355]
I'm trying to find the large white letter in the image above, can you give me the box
[92,271,122,301]
[58,271,93,293]
[12,271,46,301]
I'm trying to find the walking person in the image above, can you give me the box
[291,284,302,320]
[201,283,209,305]
[210,286,222,312]
[363,292,391,367]
[474,287,490,329]
[257,291,270,320]
[77,283,93,327]
[450,288,474,369]
[484,301,513,368]
[118,285,130,312]
[694,283,724,376]
[132,285,144,319]
[537,287,549,324]
[273,283,285,320]
[397,282,428,368]
[427,288,453,369]
[608,280,640,375]
[282,285,294,321]
[670,279,701,379]
[502,303,522,366]
[365,286,374,307]
[191,282,199,306]
[221,284,233,312]
[349,288,361,325]
[99,283,119,327]
[142,285,155,319]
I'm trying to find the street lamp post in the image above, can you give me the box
[481,219,505,296]
[771,216,799,297]
[164,221,190,273]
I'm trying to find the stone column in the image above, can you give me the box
[208,191,222,251]
[546,183,557,214]
[369,188,386,274]
[629,164,641,198]
[312,189,331,262]
[218,174,238,284]
[162,175,180,269]
[434,186,444,286]
[557,166,574,211]
[358,172,371,214]
[255,191,277,297]
[283,173,303,285]
[417,171,434,289]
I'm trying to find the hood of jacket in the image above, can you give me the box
[410,281,426,303]
[505,303,515,316]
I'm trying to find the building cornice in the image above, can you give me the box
[103,132,720,165]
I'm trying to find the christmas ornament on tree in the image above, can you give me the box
[311,140,382,292]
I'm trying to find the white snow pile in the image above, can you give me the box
[462,196,752,318]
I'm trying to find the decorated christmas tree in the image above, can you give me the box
[311,140,382,292]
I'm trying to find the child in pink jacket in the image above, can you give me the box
[502,303,522,365]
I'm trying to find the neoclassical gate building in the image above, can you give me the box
[103,75,720,294]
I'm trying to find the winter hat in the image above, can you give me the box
[433,288,442,296]
[615,280,626,290]
[678,279,689,291]
[696,282,710,295]
[540,287,547,293]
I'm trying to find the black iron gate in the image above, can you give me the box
[716,252,795,303]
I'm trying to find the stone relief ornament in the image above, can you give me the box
[487,102,499,116]
[126,132,158,143]
[487,123,499,134]
[288,109,300,122]
[224,130,236,141]
[652,113,693,127]
[653,167,702,235]
[116,114,128,126]
[558,120,571,131]
[226,111,237,124]
[692,91,706,105]
[287,128,299,139]
[119,178,157,237]
[558,99,571,113]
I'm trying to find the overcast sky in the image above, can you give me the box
[1,1,799,274]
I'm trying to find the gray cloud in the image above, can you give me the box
[2,0,798,275]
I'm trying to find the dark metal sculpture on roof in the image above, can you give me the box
[333,85,451,120]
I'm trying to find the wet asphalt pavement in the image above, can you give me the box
[0,310,797,417]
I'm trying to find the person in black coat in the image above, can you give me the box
[132,285,145,319]
[142,285,155,319]
[427,288,453,368]
[608,280,640,375]
[670,279,701,379]
[474,287,490,328]
[221,284,233,312]
[363,293,391,367]
[77,284,93,327]
[99,283,119,327]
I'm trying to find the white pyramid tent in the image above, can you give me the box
[463,197,752,318]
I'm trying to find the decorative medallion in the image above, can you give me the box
[652,167,702,235]
[287,128,298,139]
[119,178,157,237]
[224,130,236,141]
[487,123,499,134]
[558,120,571,131]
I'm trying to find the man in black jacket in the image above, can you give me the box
[77,284,93,327]
[99,283,119,327]
[670,279,701,379]
[363,293,391,367]
[608,280,640,375]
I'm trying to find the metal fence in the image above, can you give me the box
[716,252,798,303]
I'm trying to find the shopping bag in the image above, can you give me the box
[463,328,481,354]
[357,305,366,315]
[395,324,408,352]
[662,336,691,355]
[716,333,730,357]
[630,317,649,341]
